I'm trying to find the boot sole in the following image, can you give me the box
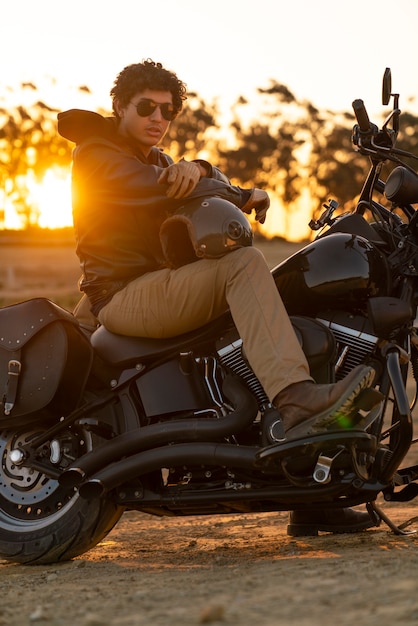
[287,517,376,537]
[285,366,376,440]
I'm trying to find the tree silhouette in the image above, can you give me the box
[2,78,418,237]
[0,95,72,227]
[162,93,220,160]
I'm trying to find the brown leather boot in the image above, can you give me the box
[274,365,378,440]
[287,506,379,536]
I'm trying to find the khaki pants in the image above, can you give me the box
[96,247,311,401]
[73,294,99,329]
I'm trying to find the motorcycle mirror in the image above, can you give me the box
[382,68,392,105]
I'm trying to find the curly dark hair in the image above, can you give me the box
[110,59,187,117]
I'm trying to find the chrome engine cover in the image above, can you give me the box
[317,311,378,380]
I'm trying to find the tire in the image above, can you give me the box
[0,427,124,565]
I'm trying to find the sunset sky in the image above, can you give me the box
[1,0,418,238]
[2,0,417,114]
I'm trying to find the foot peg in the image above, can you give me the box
[354,387,384,411]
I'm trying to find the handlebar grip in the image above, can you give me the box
[352,99,371,132]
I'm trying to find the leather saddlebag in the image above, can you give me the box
[0,298,93,422]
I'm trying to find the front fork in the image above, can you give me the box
[379,342,413,483]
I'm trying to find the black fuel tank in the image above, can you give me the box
[272,233,390,316]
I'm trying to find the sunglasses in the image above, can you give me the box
[130,98,178,121]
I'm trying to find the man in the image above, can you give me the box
[58,59,378,535]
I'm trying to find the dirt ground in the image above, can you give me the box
[2,503,418,626]
[3,237,418,625]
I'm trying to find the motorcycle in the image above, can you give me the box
[2,68,418,565]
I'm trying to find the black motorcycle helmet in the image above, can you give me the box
[160,197,253,268]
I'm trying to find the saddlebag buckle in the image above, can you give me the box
[3,358,22,415]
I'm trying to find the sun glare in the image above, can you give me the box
[3,168,73,230]
[34,169,73,229]
[1,166,312,241]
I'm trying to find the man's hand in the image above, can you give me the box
[242,189,270,224]
[158,160,202,199]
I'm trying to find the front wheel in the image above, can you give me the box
[0,428,124,565]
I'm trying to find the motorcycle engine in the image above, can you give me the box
[216,331,270,408]
[215,310,378,411]
[316,310,378,380]
[216,310,379,402]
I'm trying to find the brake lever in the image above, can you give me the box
[370,121,400,152]
[352,123,379,153]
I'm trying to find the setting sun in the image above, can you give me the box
[1,167,313,241]
[3,167,73,230]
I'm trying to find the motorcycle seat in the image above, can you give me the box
[90,313,336,379]
[90,311,235,365]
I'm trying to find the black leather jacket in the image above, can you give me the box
[58,109,251,314]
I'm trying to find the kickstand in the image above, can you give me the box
[368,501,417,536]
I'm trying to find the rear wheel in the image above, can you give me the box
[0,427,124,565]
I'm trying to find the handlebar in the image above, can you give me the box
[352,99,371,132]
[309,75,418,234]
[352,98,400,156]
[349,73,418,220]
